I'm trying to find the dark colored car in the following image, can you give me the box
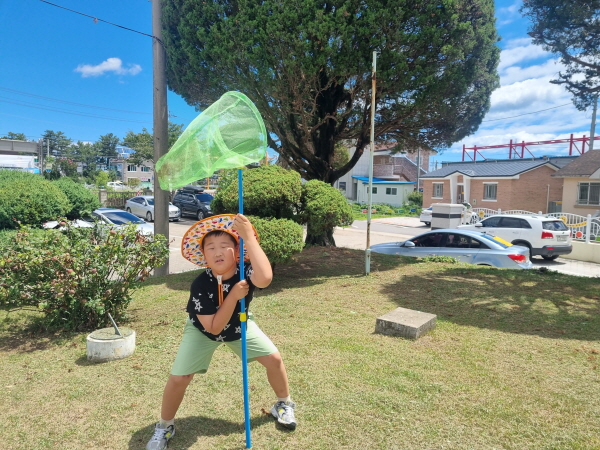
[172,190,214,220]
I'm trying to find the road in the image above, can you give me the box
[164,216,600,278]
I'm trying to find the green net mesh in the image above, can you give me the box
[155,91,267,191]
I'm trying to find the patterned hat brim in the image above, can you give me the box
[181,214,259,266]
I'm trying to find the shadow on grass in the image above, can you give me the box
[379,264,600,341]
[0,248,407,353]
[265,246,411,295]
[155,246,410,296]
[128,414,279,450]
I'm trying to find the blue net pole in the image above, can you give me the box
[238,168,252,448]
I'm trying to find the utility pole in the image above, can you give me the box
[590,93,598,151]
[365,51,377,275]
[416,147,420,192]
[152,0,170,276]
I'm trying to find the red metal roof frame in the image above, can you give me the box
[462,133,600,161]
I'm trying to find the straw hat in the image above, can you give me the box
[181,214,258,266]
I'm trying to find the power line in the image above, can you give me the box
[0,98,151,124]
[38,0,161,44]
[0,87,151,115]
[482,103,572,122]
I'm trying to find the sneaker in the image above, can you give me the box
[146,422,175,450]
[270,401,297,430]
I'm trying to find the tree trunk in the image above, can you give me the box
[305,227,336,247]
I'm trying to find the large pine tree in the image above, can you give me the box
[522,0,600,109]
[162,0,500,185]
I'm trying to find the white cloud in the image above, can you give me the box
[497,39,549,72]
[496,0,523,26]
[74,57,142,78]
[488,76,571,113]
[500,58,563,85]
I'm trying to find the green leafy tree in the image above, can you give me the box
[521,0,600,109]
[44,158,78,181]
[1,132,27,140]
[332,142,350,170]
[162,0,500,185]
[72,141,97,173]
[122,122,185,166]
[95,171,110,189]
[41,130,72,158]
[93,133,119,167]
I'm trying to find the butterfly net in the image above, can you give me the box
[155,91,267,191]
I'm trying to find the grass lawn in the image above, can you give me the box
[1,247,599,449]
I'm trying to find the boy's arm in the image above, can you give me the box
[232,214,273,288]
[197,280,249,334]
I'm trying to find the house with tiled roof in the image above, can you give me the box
[552,150,600,216]
[334,144,435,205]
[420,156,577,213]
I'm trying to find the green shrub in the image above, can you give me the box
[408,190,423,206]
[300,180,353,236]
[248,216,304,265]
[0,222,169,331]
[0,170,71,229]
[215,166,301,219]
[52,178,100,220]
[0,229,16,248]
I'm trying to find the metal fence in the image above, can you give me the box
[465,208,600,243]
[98,189,153,209]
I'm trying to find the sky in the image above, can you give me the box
[0,0,597,169]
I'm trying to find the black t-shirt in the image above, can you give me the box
[186,263,255,342]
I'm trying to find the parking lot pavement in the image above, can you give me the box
[165,217,600,278]
[168,218,204,274]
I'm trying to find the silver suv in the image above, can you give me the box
[458,214,572,260]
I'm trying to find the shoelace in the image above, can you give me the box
[149,426,169,442]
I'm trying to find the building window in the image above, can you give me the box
[433,183,443,198]
[338,181,346,191]
[385,187,397,195]
[127,165,137,172]
[367,186,378,194]
[483,183,498,200]
[578,182,600,205]
[140,166,151,172]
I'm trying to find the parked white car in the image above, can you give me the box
[458,214,572,260]
[107,181,127,190]
[92,208,154,235]
[125,196,181,222]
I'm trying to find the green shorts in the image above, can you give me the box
[171,315,279,376]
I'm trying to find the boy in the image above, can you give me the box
[146,214,296,450]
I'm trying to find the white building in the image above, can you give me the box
[0,155,39,173]
[335,145,433,206]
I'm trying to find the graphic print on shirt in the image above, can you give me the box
[192,296,202,312]
[186,263,255,342]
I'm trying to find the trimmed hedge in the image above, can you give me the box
[52,177,100,220]
[248,216,304,265]
[300,179,353,236]
[215,166,301,219]
[0,170,70,229]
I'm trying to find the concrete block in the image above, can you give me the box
[375,307,436,339]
